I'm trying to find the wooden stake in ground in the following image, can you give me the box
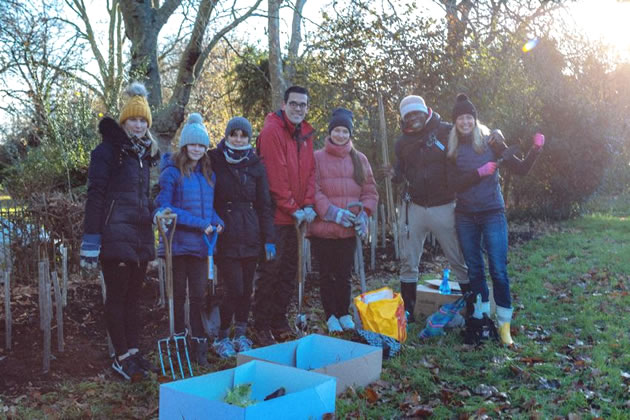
[3,270,11,350]
[378,93,399,259]
[39,260,52,374]
[370,215,376,271]
[60,245,68,307]
[380,203,386,249]
[51,271,64,353]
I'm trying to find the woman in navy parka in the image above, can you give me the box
[81,82,160,382]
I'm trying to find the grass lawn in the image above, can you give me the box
[1,211,629,419]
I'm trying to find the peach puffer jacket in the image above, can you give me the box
[309,138,379,239]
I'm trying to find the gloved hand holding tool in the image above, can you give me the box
[156,212,193,379]
[292,208,306,224]
[303,206,317,223]
[354,211,369,240]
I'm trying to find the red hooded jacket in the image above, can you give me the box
[257,110,316,225]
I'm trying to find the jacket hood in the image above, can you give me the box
[99,116,160,158]
[160,153,176,171]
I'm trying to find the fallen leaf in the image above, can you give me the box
[407,405,433,418]
[362,387,379,404]
[520,357,544,365]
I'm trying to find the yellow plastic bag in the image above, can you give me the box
[354,287,407,343]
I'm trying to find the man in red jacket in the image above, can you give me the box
[253,86,316,345]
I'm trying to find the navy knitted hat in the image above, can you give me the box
[179,113,209,148]
[225,116,253,140]
[452,93,477,121]
[328,107,354,135]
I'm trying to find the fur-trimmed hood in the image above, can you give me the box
[98,116,160,159]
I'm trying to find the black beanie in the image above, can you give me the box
[452,93,477,122]
[328,107,354,135]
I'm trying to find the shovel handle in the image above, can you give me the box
[157,213,177,337]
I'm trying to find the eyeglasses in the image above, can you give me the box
[288,101,308,110]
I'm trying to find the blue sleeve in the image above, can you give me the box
[155,167,209,231]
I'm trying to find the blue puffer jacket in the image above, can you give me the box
[155,154,224,258]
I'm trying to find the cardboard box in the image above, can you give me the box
[159,360,336,420]
[237,334,382,395]
[415,279,495,320]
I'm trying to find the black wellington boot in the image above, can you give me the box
[400,281,417,323]
[459,283,475,318]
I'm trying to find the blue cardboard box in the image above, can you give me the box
[159,360,336,420]
[237,334,382,395]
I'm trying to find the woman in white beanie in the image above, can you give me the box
[154,113,224,367]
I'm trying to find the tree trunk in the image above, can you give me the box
[119,0,261,152]
[268,0,286,110]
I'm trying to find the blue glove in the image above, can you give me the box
[153,207,173,232]
[265,243,276,261]
[303,206,317,223]
[354,211,368,239]
[335,209,356,228]
[292,209,306,224]
[80,234,101,269]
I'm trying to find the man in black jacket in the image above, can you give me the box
[390,95,469,322]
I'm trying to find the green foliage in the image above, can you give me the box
[2,82,98,199]
[231,46,272,134]
[224,383,256,407]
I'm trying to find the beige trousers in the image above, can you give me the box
[398,201,468,284]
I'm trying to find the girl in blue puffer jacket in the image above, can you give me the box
[155,113,224,366]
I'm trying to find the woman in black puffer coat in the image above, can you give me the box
[208,117,275,358]
[81,82,159,382]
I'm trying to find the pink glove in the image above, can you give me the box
[533,133,545,150]
[477,161,498,177]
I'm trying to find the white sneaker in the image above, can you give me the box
[338,315,355,330]
[327,315,343,333]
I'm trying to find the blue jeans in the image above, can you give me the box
[455,209,511,308]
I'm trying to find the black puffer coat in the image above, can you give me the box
[83,117,160,262]
[392,111,454,207]
[209,139,274,258]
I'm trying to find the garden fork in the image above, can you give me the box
[156,212,193,379]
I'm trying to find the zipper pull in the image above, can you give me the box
[138,156,143,168]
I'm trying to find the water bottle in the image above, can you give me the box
[439,268,451,295]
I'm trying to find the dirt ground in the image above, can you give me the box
[0,224,538,396]
[0,273,168,394]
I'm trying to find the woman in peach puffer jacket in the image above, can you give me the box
[309,107,379,334]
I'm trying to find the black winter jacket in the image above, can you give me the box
[392,111,454,207]
[209,139,274,258]
[83,117,160,262]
